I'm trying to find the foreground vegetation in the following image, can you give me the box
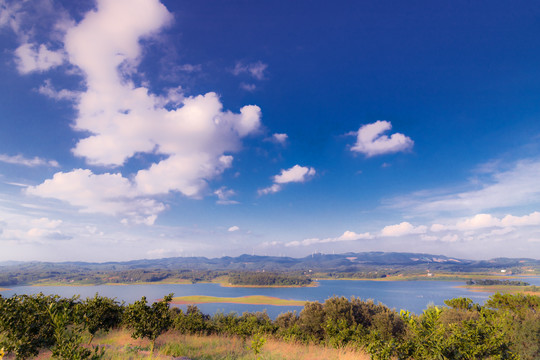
[92,330,371,359]
[1,292,539,359]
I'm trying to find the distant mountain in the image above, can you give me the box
[1,252,538,273]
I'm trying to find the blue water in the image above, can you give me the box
[2,278,538,318]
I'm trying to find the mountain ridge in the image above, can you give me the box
[1,251,538,272]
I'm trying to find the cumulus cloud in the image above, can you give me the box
[14,43,64,73]
[455,214,501,230]
[0,153,59,167]
[228,226,239,232]
[285,230,372,247]
[26,169,165,225]
[501,211,540,227]
[259,165,315,195]
[25,0,263,223]
[435,211,540,232]
[232,61,267,80]
[380,222,427,237]
[0,213,70,244]
[271,133,288,145]
[351,121,413,157]
[274,165,316,184]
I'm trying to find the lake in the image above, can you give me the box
[2,278,539,318]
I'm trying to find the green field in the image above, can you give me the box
[318,272,531,282]
[171,295,306,306]
[461,284,540,295]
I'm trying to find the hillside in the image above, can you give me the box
[0,252,538,287]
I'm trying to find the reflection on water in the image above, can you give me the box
[2,278,538,319]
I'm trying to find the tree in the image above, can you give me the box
[48,302,104,360]
[123,294,174,353]
[79,294,123,344]
[0,294,57,358]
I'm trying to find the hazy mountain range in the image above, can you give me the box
[1,252,538,273]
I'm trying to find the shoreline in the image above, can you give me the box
[458,285,540,295]
[170,295,306,306]
[12,272,537,288]
[317,273,524,282]
[219,282,318,288]
[25,279,318,289]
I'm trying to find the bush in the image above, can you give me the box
[123,294,173,353]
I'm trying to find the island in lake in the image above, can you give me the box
[171,295,306,306]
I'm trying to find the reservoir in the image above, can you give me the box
[4,278,538,318]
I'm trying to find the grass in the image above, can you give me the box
[317,272,529,282]
[171,295,306,306]
[461,284,540,295]
[3,329,370,359]
[89,329,371,360]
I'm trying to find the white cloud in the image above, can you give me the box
[272,133,288,145]
[0,153,59,167]
[274,165,316,184]
[26,0,263,223]
[430,223,447,232]
[421,234,438,241]
[258,165,315,196]
[240,83,256,92]
[15,43,64,74]
[405,159,540,214]
[442,211,540,232]
[26,169,165,225]
[176,63,201,72]
[228,226,239,232]
[0,0,23,33]
[37,79,79,101]
[455,213,501,230]
[232,61,267,80]
[31,217,62,229]
[441,234,459,242]
[214,187,239,205]
[351,120,414,157]
[285,230,373,247]
[380,222,426,237]
[501,211,540,227]
[258,184,282,196]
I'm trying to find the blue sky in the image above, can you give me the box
[1,0,540,261]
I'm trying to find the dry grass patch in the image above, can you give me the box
[88,329,372,360]
[171,295,305,306]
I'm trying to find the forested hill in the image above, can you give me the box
[1,251,539,273]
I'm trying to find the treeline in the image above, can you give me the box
[325,271,392,279]
[466,279,530,286]
[1,292,539,359]
[228,272,312,286]
[0,269,226,286]
[105,269,223,284]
